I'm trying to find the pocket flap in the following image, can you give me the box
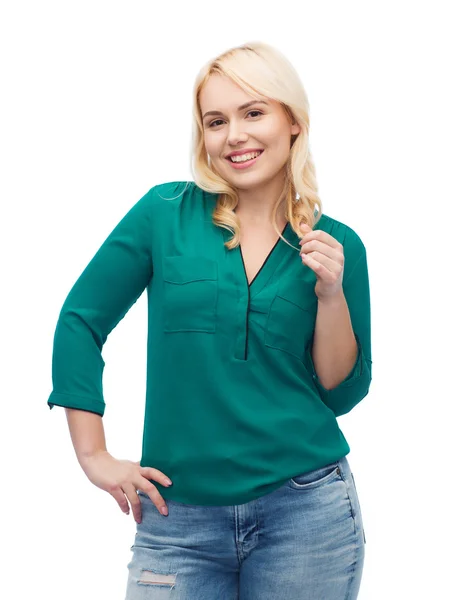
[163,256,218,284]
[277,277,317,312]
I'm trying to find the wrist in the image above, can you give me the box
[79,448,110,469]
[317,290,345,308]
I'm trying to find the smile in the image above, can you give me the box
[226,150,264,170]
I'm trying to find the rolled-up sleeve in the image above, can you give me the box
[47,187,156,416]
[305,246,373,417]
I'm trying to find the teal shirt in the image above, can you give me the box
[48,181,372,506]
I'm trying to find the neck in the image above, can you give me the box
[234,208,287,230]
[234,182,287,228]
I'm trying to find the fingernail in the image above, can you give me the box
[164,478,172,486]
[160,506,168,516]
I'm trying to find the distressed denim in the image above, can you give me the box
[124,454,366,599]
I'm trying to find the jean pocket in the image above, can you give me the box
[264,277,317,360]
[289,460,341,490]
[162,255,218,333]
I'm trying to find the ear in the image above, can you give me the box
[291,121,301,136]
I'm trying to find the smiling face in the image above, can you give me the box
[199,73,301,194]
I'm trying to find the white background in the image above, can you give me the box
[1,1,452,598]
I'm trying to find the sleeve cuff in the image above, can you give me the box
[47,392,105,417]
[307,332,363,392]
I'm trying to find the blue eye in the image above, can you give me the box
[208,110,263,128]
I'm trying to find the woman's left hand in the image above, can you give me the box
[299,223,345,302]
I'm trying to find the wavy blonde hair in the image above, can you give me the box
[190,41,323,251]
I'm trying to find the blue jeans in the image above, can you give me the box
[124,454,366,599]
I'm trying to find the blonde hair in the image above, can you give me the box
[190,41,323,251]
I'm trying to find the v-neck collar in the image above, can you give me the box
[222,221,293,298]
[241,221,290,287]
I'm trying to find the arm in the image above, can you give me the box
[311,291,359,390]
[47,186,158,416]
[65,408,109,470]
[305,246,372,416]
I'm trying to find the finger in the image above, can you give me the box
[109,485,133,516]
[122,483,142,523]
[138,481,169,517]
[139,466,173,487]
[302,251,342,277]
[300,241,343,262]
[300,229,342,250]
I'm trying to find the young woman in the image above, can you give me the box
[48,41,371,599]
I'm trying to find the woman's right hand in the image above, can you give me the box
[80,450,172,522]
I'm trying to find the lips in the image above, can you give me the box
[225,149,264,159]
[226,150,264,162]
[226,150,264,170]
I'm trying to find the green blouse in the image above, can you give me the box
[48,181,372,506]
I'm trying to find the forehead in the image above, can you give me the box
[199,73,274,112]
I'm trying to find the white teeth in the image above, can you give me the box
[230,151,262,163]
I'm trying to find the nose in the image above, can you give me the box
[227,120,248,146]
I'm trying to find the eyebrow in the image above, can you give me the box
[202,100,269,121]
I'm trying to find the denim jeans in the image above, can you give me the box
[124,454,366,599]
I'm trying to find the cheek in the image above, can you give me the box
[261,118,292,148]
[204,133,222,156]
[266,128,290,146]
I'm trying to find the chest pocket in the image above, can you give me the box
[264,277,318,360]
[162,256,218,333]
